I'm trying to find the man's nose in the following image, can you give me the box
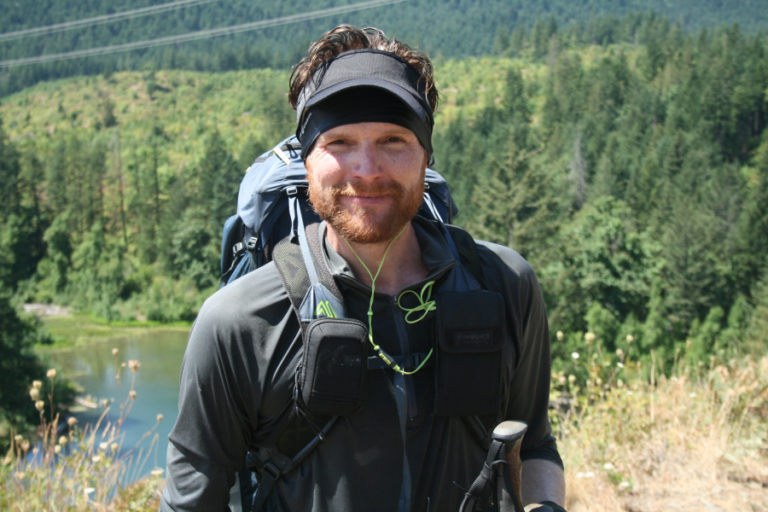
[349,142,382,179]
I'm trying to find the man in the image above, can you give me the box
[161,25,566,512]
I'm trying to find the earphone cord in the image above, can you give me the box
[343,225,434,376]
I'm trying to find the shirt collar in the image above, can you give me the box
[320,216,457,281]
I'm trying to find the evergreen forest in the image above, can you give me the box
[2,0,767,95]
[1,2,768,443]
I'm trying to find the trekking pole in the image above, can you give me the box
[492,421,527,512]
[458,420,527,512]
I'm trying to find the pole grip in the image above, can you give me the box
[492,420,527,512]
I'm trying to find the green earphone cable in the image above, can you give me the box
[343,225,434,375]
[396,281,436,324]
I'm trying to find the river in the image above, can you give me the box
[44,328,189,483]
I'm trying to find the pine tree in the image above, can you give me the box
[734,131,768,291]
[0,119,46,289]
[197,129,243,229]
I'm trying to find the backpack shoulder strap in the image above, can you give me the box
[248,222,340,512]
[271,230,312,325]
[272,219,344,324]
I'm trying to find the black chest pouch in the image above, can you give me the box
[297,317,368,417]
[433,289,505,416]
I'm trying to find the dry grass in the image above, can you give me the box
[3,347,766,511]
[556,355,768,512]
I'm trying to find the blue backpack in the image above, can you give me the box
[219,135,459,287]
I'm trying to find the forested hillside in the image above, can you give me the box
[1,0,767,95]
[435,23,768,368]
[2,13,766,371]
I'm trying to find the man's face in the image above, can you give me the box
[305,122,427,244]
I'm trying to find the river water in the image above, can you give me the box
[44,328,189,483]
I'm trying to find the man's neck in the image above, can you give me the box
[326,222,427,295]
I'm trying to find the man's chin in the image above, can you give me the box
[333,223,398,244]
[328,215,408,244]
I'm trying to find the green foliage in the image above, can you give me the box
[0,120,46,291]
[0,296,41,437]
[0,12,766,371]
[0,118,21,212]
[543,198,654,343]
[584,303,621,352]
[169,206,218,291]
[0,295,76,449]
[136,273,203,323]
[67,222,132,321]
[197,129,243,229]
[734,131,768,289]
[34,215,73,302]
[686,306,725,364]
[745,279,768,353]
[0,124,69,445]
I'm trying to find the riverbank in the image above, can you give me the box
[26,305,191,350]
[11,319,190,510]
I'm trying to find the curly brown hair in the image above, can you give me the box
[288,25,438,114]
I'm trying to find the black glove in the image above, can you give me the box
[526,501,567,512]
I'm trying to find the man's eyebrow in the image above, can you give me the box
[316,131,345,141]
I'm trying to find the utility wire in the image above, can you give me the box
[0,0,406,69]
[0,0,220,42]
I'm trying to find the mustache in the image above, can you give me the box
[330,181,404,197]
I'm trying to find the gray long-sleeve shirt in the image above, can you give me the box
[161,219,561,512]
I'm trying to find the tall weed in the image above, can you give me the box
[1,351,164,511]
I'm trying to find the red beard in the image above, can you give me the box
[308,177,424,243]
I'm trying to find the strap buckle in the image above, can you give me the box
[261,460,281,481]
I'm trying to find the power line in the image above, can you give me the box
[0,0,406,69]
[0,0,220,42]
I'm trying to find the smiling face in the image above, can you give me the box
[305,122,427,244]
